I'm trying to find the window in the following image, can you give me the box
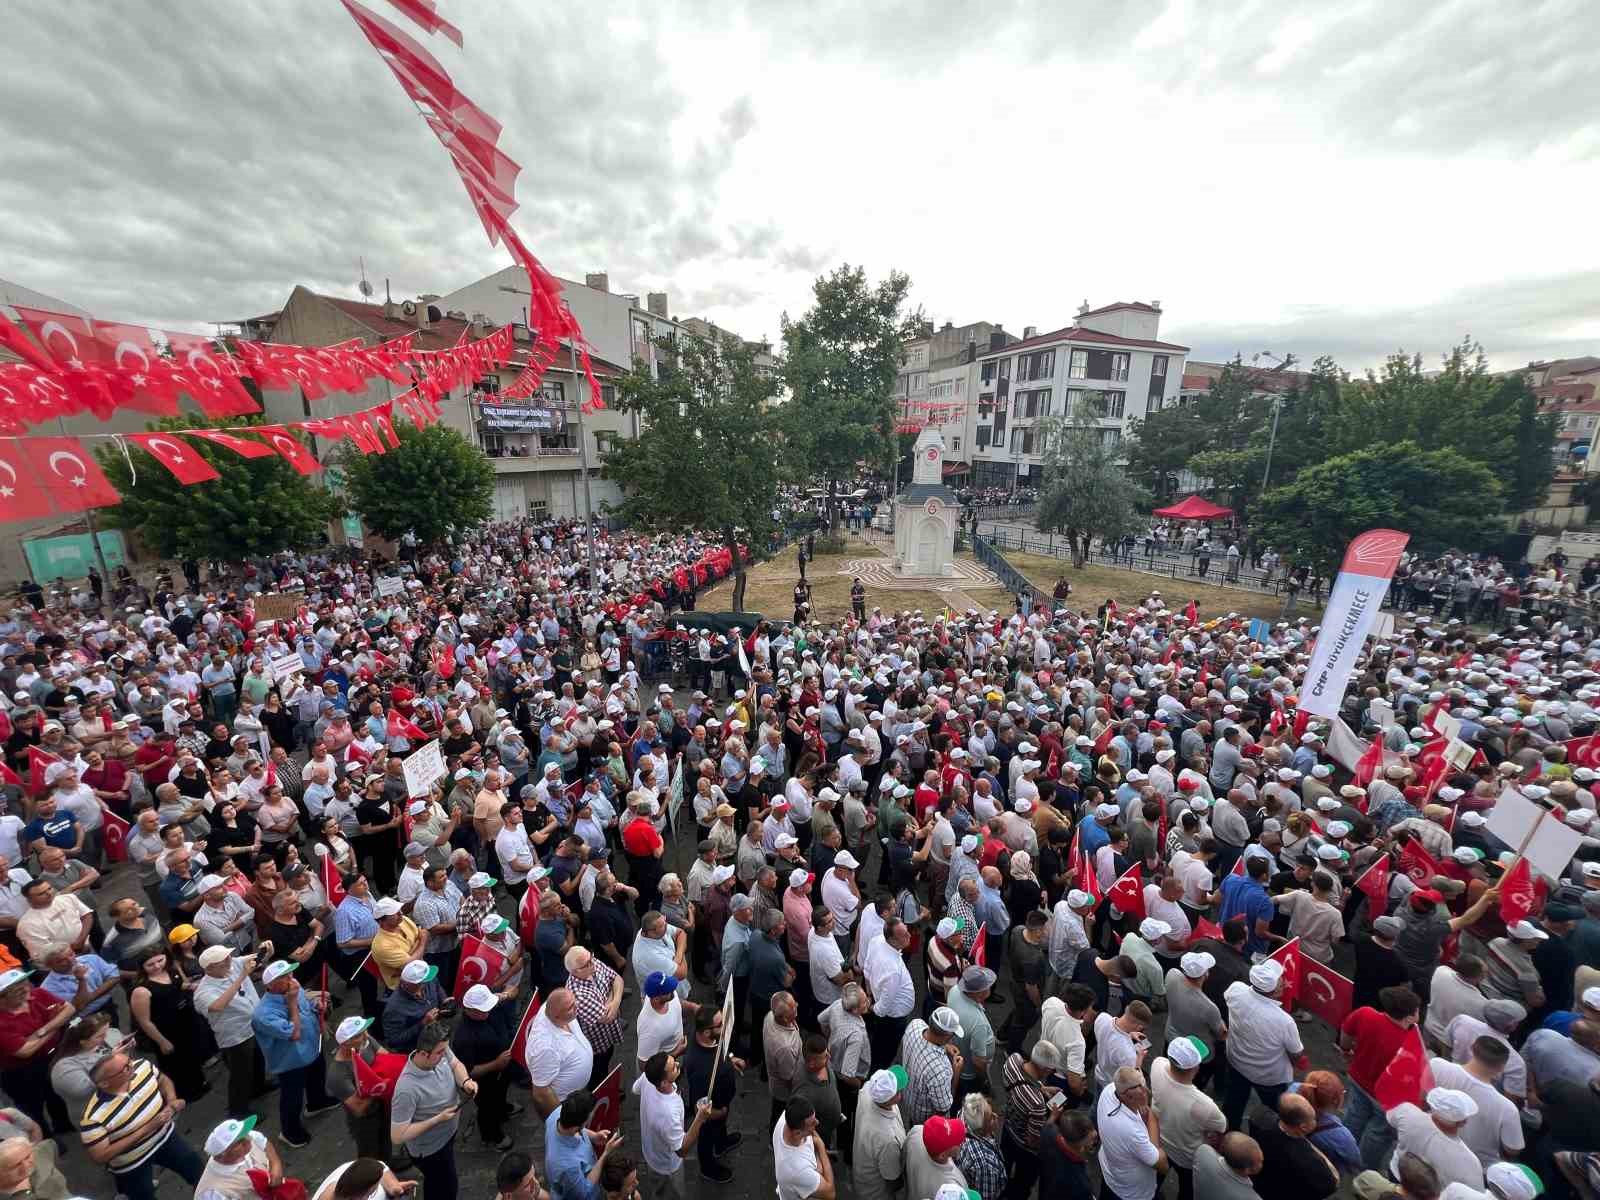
[976,427,990,449]
[1151,355,1168,379]
[1069,350,1088,380]
[1111,353,1130,382]
[992,409,1007,441]
[981,358,1010,384]
[594,431,619,453]
[1103,391,1126,419]
[1017,349,1055,381]
[951,437,961,452]
[480,430,505,456]
[538,381,565,406]
[1013,388,1050,418]
[475,374,501,394]
[909,372,926,395]
[1101,428,1122,450]
[601,384,617,408]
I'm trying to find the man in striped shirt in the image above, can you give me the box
[80,1050,204,1200]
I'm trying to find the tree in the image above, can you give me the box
[1034,419,1151,565]
[603,328,781,612]
[779,264,914,530]
[1252,441,1503,575]
[97,415,342,560]
[337,422,493,545]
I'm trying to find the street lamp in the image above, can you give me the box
[499,284,599,595]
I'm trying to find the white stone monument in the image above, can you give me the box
[894,428,958,576]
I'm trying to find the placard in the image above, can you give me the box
[1443,737,1476,771]
[1372,612,1396,641]
[376,575,405,598]
[1485,787,1585,880]
[667,759,685,834]
[254,591,304,621]
[403,740,447,797]
[1369,698,1394,731]
[1433,711,1462,742]
[1247,618,1273,643]
[270,652,304,684]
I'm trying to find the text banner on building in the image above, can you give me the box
[1299,529,1410,720]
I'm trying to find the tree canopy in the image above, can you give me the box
[97,415,341,560]
[779,264,913,527]
[1034,419,1151,565]
[1252,440,1503,574]
[337,422,493,545]
[603,328,781,611]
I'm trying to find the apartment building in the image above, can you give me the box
[966,301,1188,489]
[895,321,1014,483]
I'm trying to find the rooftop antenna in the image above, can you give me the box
[357,257,374,299]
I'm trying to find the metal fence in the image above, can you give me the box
[969,502,1039,523]
[977,525,1304,600]
[971,532,1051,611]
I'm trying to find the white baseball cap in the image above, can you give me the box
[204,1115,259,1156]
[462,984,498,1013]
[261,960,297,985]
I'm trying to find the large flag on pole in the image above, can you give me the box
[1298,529,1410,720]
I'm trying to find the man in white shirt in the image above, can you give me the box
[636,971,693,1068]
[773,1097,834,1200]
[523,988,594,1116]
[1425,957,1489,1053]
[1039,985,1092,1098]
[1429,1041,1523,1169]
[630,1049,710,1200]
[1093,1003,1153,1091]
[1150,1036,1225,1192]
[862,920,916,1071]
[1098,1066,1167,1200]
[820,853,861,943]
[1386,1088,1485,1192]
[808,910,850,1009]
[1220,959,1304,1130]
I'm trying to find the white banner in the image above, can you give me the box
[270,652,303,684]
[1325,716,1368,773]
[403,740,447,797]
[1299,530,1410,720]
[376,575,404,598]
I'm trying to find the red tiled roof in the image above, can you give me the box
[1180,372,1212,390]
[1078,301,1162,318]
[977,324,1189,357]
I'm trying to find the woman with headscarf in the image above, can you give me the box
[1006,851,1044,929]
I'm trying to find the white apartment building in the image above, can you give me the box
[966,301,1188,490]
[895,321,1014,484]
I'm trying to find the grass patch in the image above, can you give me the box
[1003,551,1287,622]
[699,538,1016,623]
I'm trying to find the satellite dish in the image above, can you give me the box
[402,301,417,316]
[358,279,374,298]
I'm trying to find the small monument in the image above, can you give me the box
[894,428,958,576]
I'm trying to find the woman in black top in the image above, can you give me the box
[208,801,261,865]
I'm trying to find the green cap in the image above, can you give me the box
[888,1065,909,1089]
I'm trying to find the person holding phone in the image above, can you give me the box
[390,1020,477,1200]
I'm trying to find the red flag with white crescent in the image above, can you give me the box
[254,427,322,474]
[321,848,347,908]
[1299,957,1354,1026]
[125,433,220,485]
[509,990,544,1067]
[971,925,987,968]
[1107,864,1145,918]
[100,805,130,863]
[0,442,54,521]
[188,429,278,459]
[16,437,120,511]
[162,332,260,416]
[1355,854,1390,916]
[1498,857,1539,925]
[453,933,509,1001]
[1372,1026,1435,1110]
[352,1049,408,1098]
[1267,937,1302,1011]
[27,746,62,796]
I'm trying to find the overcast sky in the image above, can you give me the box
[4,0,1597,373]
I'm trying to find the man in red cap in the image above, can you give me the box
[905,1113,968,1200]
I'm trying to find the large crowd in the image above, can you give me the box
[0,517,1599,1200]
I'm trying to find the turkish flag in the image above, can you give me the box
[357,952,386,984]
[1398,838,1439,885]
[1353,738,1387,789]
[453,934,509,1001]
[587,1065,624,1134]
[1499,858,1539,925]
[0,762,19,789]
[518,876,541,946]
[1093,723,1115,757]
[352,1050,409,1099]
[254,427,322,475]
[320,847,347,908]
[1372,1025,1435,1110]
[1565,734,1600,770]
[0,442,55,521]
[100,805,130,863]
[1230,854,1247,878]
[1108,865,1145,919]
[386,709,427,741]
[1355,855,1391,916]
[0,310,58,374]
[1299,958,1355,1027]
[1268,937,1302,1011]
[162,332,260,417]
[1184,599,1198,624]
[1190,917,1225,944]
[27,746,62,796]
[16,438,120,511]
[125,432,220,484]
[187,429,278,459]
[371,403,401,449]
[509,989,544,1067]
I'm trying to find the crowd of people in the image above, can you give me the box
[0,515,1599,1200]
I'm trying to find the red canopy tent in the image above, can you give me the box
[1152,494,1234,520]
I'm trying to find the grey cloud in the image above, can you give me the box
[1167,269,1600,373]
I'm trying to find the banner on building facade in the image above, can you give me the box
[478,402,565,432]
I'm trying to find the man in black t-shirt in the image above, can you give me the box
[451,984,520,1151]
[682,1003,745,1183]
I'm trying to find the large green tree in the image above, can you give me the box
[337,422,493,545]
[97,415,342,559]
[1034,419,1151,565]
[779,264,914,529]
[1252,440,1503,574]
[603,329,781,612]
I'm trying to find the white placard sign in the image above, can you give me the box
[403,740,447,797]
[1444,737,1476,771]
[1485,787,1585,880]
[376,575,405,598]
[1369,698,1394,731]
[270,652,303,683]
[1433,711,1462,743]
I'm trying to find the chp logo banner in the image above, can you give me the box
[1299,529,1410,720]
